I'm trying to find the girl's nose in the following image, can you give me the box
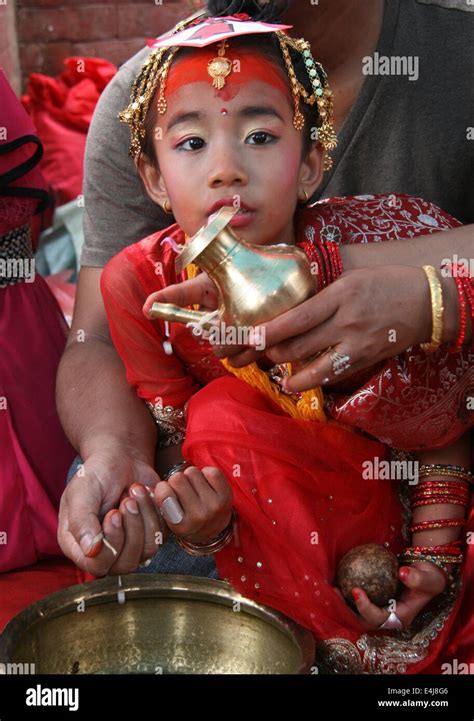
[207,144,248,188]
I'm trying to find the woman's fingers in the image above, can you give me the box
[247,284,340,352]
[283,346,368,392]
[142,274,218,317]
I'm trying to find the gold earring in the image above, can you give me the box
[298,189,309,204]
[163,198,173,215]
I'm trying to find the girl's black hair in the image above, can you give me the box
[141,0,321,167]
[206,0,291,22]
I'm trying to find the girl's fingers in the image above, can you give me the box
[154,479,186,526]
[109,498,144,574]
[129,483,166,561]
[143,274,217,316]
[399,564,447,595]
[200,467,233,503]
[181,466,215,502]
[351,588,397,629]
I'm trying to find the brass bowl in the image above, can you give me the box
[0,575,314,674]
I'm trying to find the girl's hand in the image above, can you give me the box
[143,274,218,317]
[347,562,448,630]
[154,466,233,543]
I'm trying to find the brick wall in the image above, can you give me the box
[13,0,204,89]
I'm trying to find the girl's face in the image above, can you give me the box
[139,68,324,246]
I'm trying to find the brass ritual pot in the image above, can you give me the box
[0,575,315,674]
[149,206,317,330]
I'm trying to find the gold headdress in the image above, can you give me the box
[119,12,337,170]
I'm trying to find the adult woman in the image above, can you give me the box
[57,0,474,582]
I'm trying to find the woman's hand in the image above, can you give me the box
[348,561,448,630]
[58,442,165,576]
[154,466,233,543]
[222,265,434,392]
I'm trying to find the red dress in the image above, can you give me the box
[101,193,474,674]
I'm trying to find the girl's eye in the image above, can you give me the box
[247,131,276,145]
[176,132,277,151]
[176,137,205,151]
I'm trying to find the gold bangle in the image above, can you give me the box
[420,265,444,352]
[176,508,237,556]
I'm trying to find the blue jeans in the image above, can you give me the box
[67,456,219,579]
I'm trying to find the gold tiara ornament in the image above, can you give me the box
[119,13,337,170]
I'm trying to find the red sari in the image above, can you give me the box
[101,193,474,673]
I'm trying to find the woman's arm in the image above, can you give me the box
[341,222,473,272]
[341,223,473,346]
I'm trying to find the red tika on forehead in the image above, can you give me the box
[165,47,292,102]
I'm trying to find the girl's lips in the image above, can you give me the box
[207,208,256,226]
[227,209,256,228]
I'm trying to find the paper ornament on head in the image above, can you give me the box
[148,15,292,49]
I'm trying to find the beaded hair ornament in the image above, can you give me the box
[119,11,338,170]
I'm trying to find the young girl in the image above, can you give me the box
[100,7,473,673]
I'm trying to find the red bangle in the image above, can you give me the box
[413,497,468,507]
[411,545,463,555]
[410,518,466,533]
[442,262,473,350]
[413,488,470,498]
[416,479,469,489]
[324,241,344,282]
[301,240,327,290]
[451,264,468,351]
[413,488,470,500]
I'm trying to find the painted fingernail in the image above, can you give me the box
[131,484,146,498]
[80,533,95,556]
[111,511,122,528]
[352,589,361,602]
[161,496,184,524]
[399,567,410,581]
[125,499,139,515]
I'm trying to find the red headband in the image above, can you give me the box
[165,47,292,103]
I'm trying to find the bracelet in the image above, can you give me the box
[420,265,444,352]
[301,239,343,290]
[415,479,470,490]
[452,268,468,351]
[413,497,468,508]
[418,464,473,484]
[398,551,461,583]
[176,508,237,556]
[323,241,344,283]
[409,518,466,533]
[162,461,190,481]
[442,262,472,352]
[412,490,470,503]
